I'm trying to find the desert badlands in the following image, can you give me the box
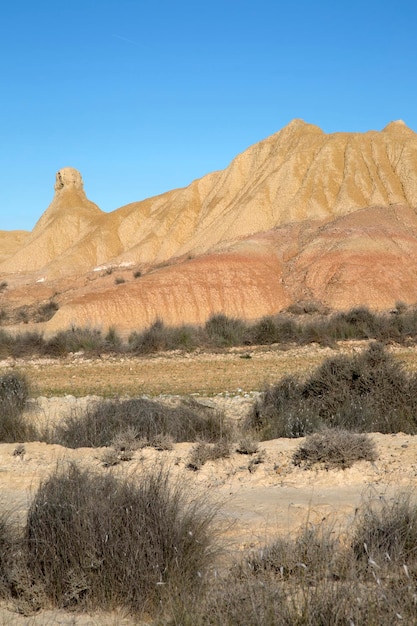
[2,122,417,623]
[2,119,417,333]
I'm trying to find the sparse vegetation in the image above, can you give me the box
[352,491,417,571]
[173,495,417,624]
[114,276,125,284]
[286,299,330,315]
[45,326,106,356]
[35,299,59,322]
[6,331,45,358]
[0,512,16,599]
[0,481,416,622]
[247,449,266,472]
[292,429,377,469]
[149,432,175,451]
[0,371,36,442]
[205,313,248,347]
[3,290,417,624]
[51,397,230,449]
[1,303,417,359]
[104,326,122,350]
[24,463,217,615]
[187,439,231,470]
[16,307,29,324]
[247,342,417,438]
[128,319,198,353]
[236,435,260,455]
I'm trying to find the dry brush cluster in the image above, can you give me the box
[2,341,417,622]
[3,303,417,358]
[0,466,416,624]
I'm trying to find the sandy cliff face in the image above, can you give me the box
[0,168,103,274]
[2,121,417,332]
[0,230,29,264]
[3,120,417,278]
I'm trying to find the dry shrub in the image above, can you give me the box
[45,326,106,356]
[286,299,329,316]
[52,397,229,448]
[0,513,16,599]
[293,429,377,470]
[191,576,290,625]
[5,331,45,358]
[246,374,321,439]
[243,523,339,583]
[104,326,123,350]
[128,319,197,353]
[35,300,59,322]
[0,371,37,442]
[204,314,248,347]
[99,447,122,467]
[1,486,417,623]
[249,315,299,345]
[2,304,417,359]
[187,440,231,471]
[247,342,417,439]
[178,505,417,625]
[25,463,217,614]
[236,436,259,455]
[352,491,417,571]
[53,398,229,448]
[149,433,175,451]
[110,426,143,453]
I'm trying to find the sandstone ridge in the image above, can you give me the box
[1,120,417,333]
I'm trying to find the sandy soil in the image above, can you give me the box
[2,344,417,623]
[0,428,416,624]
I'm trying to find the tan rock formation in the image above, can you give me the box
[45,250,290,335]
[284,203,417,309]
[2,121,417,333]
[0,167,103,274]
[0,230,29,264]
[3,120,417,279]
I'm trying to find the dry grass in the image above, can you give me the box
[50,397,229,448]
[10,343,370,397]
[0,372,37,442]
[24,463,218,616]
[6,341,417,399]
[171,494,417,624]
[0,459,416,623]
[292,429,377,469]
[247,343,417,438]
[187,440,232,471]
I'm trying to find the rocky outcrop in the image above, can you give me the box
[2,121,417,332]
[0,168,103,274]
[3,121,417,279]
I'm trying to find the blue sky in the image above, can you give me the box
[1,0,416,231]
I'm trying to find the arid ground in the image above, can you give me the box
[1,341,417,623]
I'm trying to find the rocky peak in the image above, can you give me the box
[54,167,85,193]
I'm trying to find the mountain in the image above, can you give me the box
[1,120,417,333]
[0,168,103,274]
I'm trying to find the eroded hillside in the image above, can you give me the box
[1,120,417,333]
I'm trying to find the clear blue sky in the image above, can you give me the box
[1,0,416,231]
